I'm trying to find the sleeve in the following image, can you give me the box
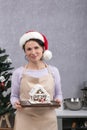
[10,68,21,107]
[51,66,63,101]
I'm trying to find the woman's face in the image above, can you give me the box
[24,40,44,63]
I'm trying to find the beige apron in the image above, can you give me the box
[14,67,58,130]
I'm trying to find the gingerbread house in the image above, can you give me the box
[29,84,50,104]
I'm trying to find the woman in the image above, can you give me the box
[10,31,62,130]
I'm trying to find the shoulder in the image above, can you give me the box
[48,65,60,74]
[12,66,24,77]
[48,65,61,80]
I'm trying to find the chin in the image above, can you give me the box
[31,59,39,63]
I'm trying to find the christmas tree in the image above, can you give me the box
[0,48,15,116]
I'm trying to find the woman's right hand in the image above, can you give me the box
[14,100,22,109]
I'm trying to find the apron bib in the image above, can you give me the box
[14,67,58,130]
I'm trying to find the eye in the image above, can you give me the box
[34,46,39,49]
[27,47,32,51]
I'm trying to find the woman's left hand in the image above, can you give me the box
[54,99,61,106]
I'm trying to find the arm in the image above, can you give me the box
[10,68,22,108]
[50,66,63,102]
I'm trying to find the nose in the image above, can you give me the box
[31,49,36,54]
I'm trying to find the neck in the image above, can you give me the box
[26,61,46,70]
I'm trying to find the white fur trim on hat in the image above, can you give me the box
[19,32,44,48]
[43,50,52,61]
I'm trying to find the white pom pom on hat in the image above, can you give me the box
[19,31,52,60]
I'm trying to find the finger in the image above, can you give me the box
[15,102,22,109]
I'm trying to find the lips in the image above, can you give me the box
[31,55,38,59]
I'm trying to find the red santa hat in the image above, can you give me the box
[19,31,52,60]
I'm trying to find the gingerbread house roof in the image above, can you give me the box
[29,84,50,97]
